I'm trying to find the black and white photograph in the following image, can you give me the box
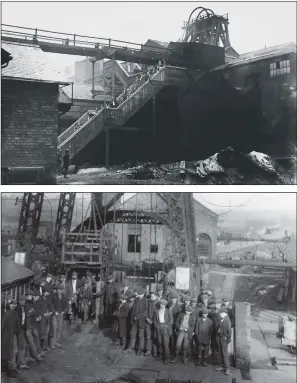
[1,2,296,185]
[1,192,296,382]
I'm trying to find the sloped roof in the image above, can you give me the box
[62,83,104,100]
[277,241,296,269]
[1,257,34,287]
[212,41,296,72]
[145,39,169,49]
[1,41,68,83]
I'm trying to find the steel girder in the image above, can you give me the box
[157,193,198,266]
[54,193,76,245]
[16,193,44,262]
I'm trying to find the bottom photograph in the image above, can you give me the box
[1,192,296,383]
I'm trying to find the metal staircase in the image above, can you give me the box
[58,66,188,160]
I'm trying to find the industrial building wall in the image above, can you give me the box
[105,193,217,263]
[1,79,59,183]
[225,53,296,156]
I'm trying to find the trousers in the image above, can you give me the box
[24,328,38,358]
[49,315,58,348]
[32,322,42,354]
[155,326,170,359]
[145,323,157,353]
[176,331,192,357]
[197,343,210,360]
[56,315,64,344]
[129,320,145,350]
[218,337,229,369]
[7,334,18,371]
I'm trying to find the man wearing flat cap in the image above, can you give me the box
[127,286,148,355]
[215,308,232,375]
[79,278,93,324]
[167,291,181,359]
[195,307,213,366]
[66,271,81,322]
[96,274,120,327]
[173,305,196,365]
[31,290,45,359]
[153,298,172,364]
[207,300,221,365]
[39,284,54,351]
[144,291,158,356]
[50,283,68,348]
[1,298,21,377]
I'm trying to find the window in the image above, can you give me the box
[150,244,158,253]
[128,234,141,253]
[197,233,212,258]
[270,59,290,77]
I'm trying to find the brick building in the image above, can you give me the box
[105,193,218,265]
[1,41,71,184]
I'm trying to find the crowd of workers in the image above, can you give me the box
[2,270,233,378]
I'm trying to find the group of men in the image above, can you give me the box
[109,282,233,376]
[2,271,233,378]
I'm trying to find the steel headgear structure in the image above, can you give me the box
[182,6,231,48]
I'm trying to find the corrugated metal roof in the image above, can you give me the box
[277,241,296,268]
[212,41,296,72]
[1,258,34,287]
[1,41,67,83]
[62,83,104,100]
[151,40,170,49]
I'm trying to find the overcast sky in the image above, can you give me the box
[2,1,296,72]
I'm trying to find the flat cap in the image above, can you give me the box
[10,299,17,304]
[160,299,168,305]
[219,307,227,313]
[190,298,197,303]
[136,287,145,295]
[25,289,34,295]
[72,271,78,276]
[201,308,209,315]
[201,294,209,300]
[46,274,53,279]
[19,295,26,301]
[183,295,191,301]
[60,274,66,278]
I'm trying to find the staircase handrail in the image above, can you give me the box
[58,110,92,145]
[58,108,105,149]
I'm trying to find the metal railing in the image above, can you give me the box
[1,24,170,57]
[58,66,187,158]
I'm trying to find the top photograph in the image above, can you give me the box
[1,1,296,185]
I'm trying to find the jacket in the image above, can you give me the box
[195,317,213,344]
[217,315,232,343]
[52,293,68,313]
[131,297,148,321]
[147,300,158,321]
[175,312,196,335]
[65,279,81,300]
[1,308,21,360]
[153,308,172,336]
[97,282,120,305]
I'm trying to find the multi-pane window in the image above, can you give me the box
[150,244,158,253]
[270,60,290,77]
[197,233,212,258]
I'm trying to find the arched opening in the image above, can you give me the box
[197,233,212,258]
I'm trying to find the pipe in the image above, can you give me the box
[204,259,296,269]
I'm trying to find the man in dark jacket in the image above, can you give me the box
[127,287,148,355]
[1,298,21,377]
[50,283,68,348]
[195,308,213,366]
[153,299,172,364]
[24,290,43,362]
[63,149,70,178]
[97,274,120,327]
[16,295,29,370]
[167,291,181,358]
[40,285,53,351]
[31,290,45,358]
[173,305,196,365]
[215,308,232,375]
[65,271,81,321]
[208,301,221,365]
[115,294,130,350]
[144,291,159,356]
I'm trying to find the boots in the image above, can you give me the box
[195,357,202,366]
